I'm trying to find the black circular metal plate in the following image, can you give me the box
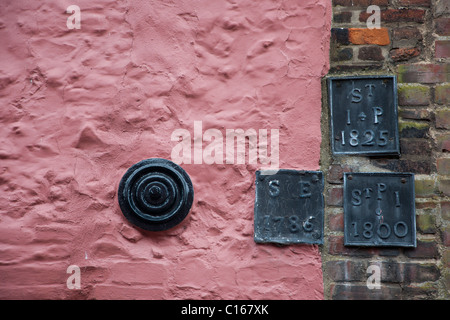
[118,158,194,231]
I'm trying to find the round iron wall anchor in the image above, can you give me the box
[118,158,194,231]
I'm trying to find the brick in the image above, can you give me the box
[399,121,429,138]
[399,160,432,174]
[392,27,422,48]
[336,48,353,61]
[436,40,450,59]
[333,0,352,5]
[399,108,431,121]
[435,84,450,105]
[398,0,431,6]
[333,0,388,6]
[416,214,436,234]
[353,0,389,5]
[333,11,352,23]
[436,108,450,129]
[331,28,349,45]
[328,235,376,257]
[439,179,450,196]
[372,158,432,174]
[381,262,440,283]
[386,9,425,23]
[329,63,383,73]
[329,212,344,231]
[390,47,421,62]
[403,263,440,283]
[358,46,384,61]
[400,139,431,156]
[415,201,437,209]
[379,261,404,283]
[435,17,450,36]
[403,283,439,298]
[415,179,437,197]
[444,272,450,296]
[348,28,390,46]
[443,249,450,267]
[436,133,450,152]
[360,9,426,23]
[331,284,402,300]
[397,64,449,83]
[443,226,450,246]
[378,247,400,257]
[397,84,430,106]
[325,260,367,282]
[441,201,450,220]
[327,164,352,184]
[437,157,450,174]
[327,187,343,206]
[404,240,439,258]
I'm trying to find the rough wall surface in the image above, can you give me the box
[0,0,331,299]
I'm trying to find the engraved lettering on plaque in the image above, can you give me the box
[328,76,399,156]
[344,173,416,247]
[254,170,324,245]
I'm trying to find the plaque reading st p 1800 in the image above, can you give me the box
[328,75,399,156]
[344,172,416,247]
[254,170,324,245]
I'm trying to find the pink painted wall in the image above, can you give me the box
[0,0,331,299]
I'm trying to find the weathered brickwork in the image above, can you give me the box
[323,0,449,299]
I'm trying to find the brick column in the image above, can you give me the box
[322,0,449,300]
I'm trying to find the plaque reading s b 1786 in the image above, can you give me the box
[328,75,399,156]
[344,172,416,247]
[254,170,324,245]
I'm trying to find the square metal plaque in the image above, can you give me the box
[328,75,400,156]
[254,170,324,245]
[344,172,416,247]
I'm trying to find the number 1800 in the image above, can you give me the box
[351,221,408,239]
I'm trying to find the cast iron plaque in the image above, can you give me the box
[328,75,399,156]
[254,170,324,245]
[118,158,194,231]
[344,172,416,247]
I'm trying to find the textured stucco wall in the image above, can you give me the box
[0,0,331,299]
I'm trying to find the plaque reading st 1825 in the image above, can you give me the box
[328,75,399,156]
[344,172,416,247]
[254,170,324,245]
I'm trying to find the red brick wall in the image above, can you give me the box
[322,0,449,299]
